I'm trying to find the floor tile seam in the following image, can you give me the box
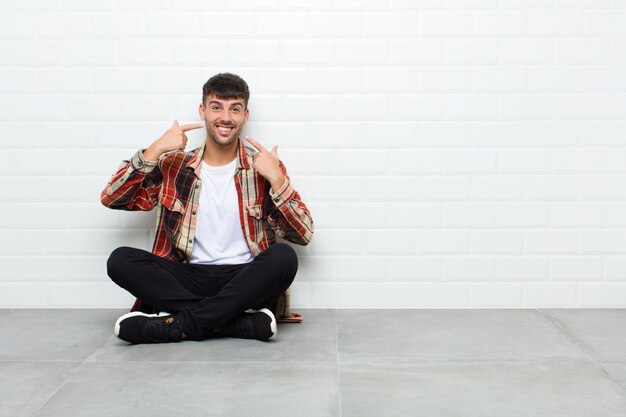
[335,308,343,417]
[83,335,115,363]
[525,309,626,394]
[535,309,615,359]
[534,308,599,356]
[75,359,339,365]
[336,358,613,365]
[29,357,89,417]
[0,359,86,363]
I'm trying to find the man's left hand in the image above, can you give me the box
[245,136,285,192]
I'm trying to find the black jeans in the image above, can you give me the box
[106,243,298,341]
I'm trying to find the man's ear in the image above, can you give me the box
[198,103,205,119]
[244,107,250,124]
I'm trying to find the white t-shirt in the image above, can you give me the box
[188,158,254,265]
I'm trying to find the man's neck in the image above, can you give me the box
[202,138,239,167]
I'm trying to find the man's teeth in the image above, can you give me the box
[217,126,233,133]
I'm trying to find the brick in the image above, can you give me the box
[474,11,527,35]
[498,149,551,173]
[472,230,524,253]
[0,69,37,93]
[474,66,527,92]
[255,12,307,37]
[309,12,361,37]
[363,12,417,37]
[388,94,444,120]
[364,121,417,148]
[472,121,526,147]
[280,40,334,65]
[36,12,90,38]
[498,203,550,227]
[444,256,496,281]
[389,256,442,282]
[472,176,525,201]
[200,12,254,38]
[418,175,472,201]
[500,38,552,64]
[307,122,362,148]
[585,10,626,35]
[145,12,199,37]
[0,40,64,66]
[497,256,550,281]
[118,40,171,65]
[528,176,580,201]
[445,39,498,64]
[444,203,496,227]
[528,10,584,35]
[336,40,388,65]
[420,11,473,36]
[227,40,279,65]
[364,283,416,307]
[418,121,472,147]
[444,94,499,120]
[555,39,611,64]
[420,67,473,92]
[390,39,443,64]
[388,203,442,227]
[470,283,524,307]
[363,67,417,93]
[90,12,143,37]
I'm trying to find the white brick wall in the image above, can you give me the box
[1,2,625,308]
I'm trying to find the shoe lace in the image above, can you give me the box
[146,317,180,342]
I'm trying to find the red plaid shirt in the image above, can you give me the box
[101,138,313,320]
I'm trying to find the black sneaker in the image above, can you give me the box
[221,308,277,341]
[114,312,184,344]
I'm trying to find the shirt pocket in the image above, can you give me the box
[159,193,185,235]
[246,204,263,220]
[246,204,264,241]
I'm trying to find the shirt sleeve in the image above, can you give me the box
[267,161,314,245]
[100,148,163,211]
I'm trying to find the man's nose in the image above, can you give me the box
[218,110,232,123]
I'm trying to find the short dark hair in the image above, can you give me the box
[202,73,250,108]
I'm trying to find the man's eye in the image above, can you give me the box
[212,107,220,111]
[232,108,240,113]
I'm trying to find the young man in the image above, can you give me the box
[101,73,314,344]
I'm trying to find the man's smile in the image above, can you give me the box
[216,124,235,136]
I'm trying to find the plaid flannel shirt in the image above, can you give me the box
[100,138,314,322]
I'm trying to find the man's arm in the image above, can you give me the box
[100,120,204,211]
[244,135,314,245]
[266,161,314,245]
[100,146,164,211]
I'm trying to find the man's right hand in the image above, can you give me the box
[143,120,204,161]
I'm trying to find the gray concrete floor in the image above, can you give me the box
[1,309,626,417]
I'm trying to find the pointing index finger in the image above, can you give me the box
[180,123,204,132]
[245,136,267,153]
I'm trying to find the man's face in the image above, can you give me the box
[200,95,249,147]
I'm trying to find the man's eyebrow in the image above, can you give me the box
[207,100,244,108]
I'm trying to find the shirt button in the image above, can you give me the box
[195,184,199,189]
[188,239,193,243]
[192,211,196,215]
[274,198,279,202]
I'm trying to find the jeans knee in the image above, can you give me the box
[106,246,135,283]
[271,243,298,275]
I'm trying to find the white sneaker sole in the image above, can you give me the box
[114,311,168,338]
